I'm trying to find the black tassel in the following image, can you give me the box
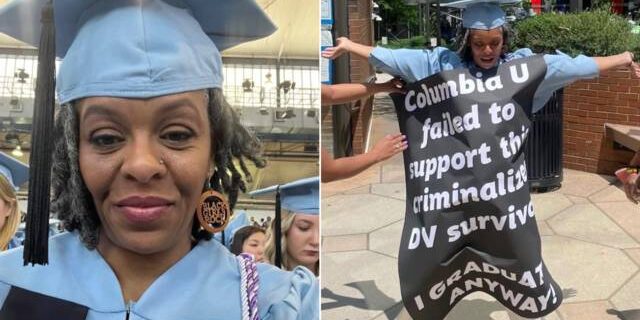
[274,187,282,268]
[23,1,56,266]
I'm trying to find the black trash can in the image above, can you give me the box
[525,89,564,191]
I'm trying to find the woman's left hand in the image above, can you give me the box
[369,133,408,163]
[625,51,640,78]
[321,37,350,60]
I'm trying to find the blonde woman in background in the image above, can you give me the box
[0,178,20,251]
[0,152,28,251]
[253,178,320,277]
[265,210,319,276]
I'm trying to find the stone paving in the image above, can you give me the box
[321,89,640,320]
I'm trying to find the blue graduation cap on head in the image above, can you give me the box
[440,0,519,30]
[0,0,276,265]
[249,177,319,267]
[249,177,319,215]
[0,0,276,103]
[0,152,29,191]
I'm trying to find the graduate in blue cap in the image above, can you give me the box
[323,1,640,112]
[251,177,319,276]
[0,152,28,251]
[0,1,318,319]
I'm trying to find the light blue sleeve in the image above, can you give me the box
[368,46,461,82]
[263,266,319,320]
[509,48,535,59]
[532,51,599,113]
[0,281,9,306]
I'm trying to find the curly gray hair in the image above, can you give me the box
[50,88,266,248]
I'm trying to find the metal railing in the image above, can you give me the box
[222,85,319,110]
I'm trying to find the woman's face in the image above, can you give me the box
[77,90,211,256]
[286,214,319,270]
[242,231,266,262]
[469,28,504,70]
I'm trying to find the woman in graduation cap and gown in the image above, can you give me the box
[0,1,319,319]
[252,177,320,277]
[0,152,28,251]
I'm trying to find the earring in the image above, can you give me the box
[196,179,231,233]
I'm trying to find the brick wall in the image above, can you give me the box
[347,0,374,155]
[563,68,640,174]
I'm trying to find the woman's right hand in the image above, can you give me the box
[623,172,640,204]
[369,133,408,163]
[380,78,406,94]
[321,37,351,60]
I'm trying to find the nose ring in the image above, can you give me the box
[159,158,165,165]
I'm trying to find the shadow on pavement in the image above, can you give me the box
[607,309,640,320]
[322,280,402,319]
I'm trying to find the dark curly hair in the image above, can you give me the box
[50,88,266,248]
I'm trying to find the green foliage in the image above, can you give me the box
[378,35,427,49]
[377,35,452,49]
[590,0,612,10]
[378,0,419,29]
[512,9,640,57]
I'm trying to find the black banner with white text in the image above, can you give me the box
[390,55,563,319]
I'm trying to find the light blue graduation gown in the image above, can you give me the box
[6,238,20,250]
[369,46,600,113]
[0,232,318,320]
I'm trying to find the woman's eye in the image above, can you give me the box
[161,130,193,142]
[297,225,310,231]
[90,134,124,147]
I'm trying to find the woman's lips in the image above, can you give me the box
[115,196,173,224]
[303,250,319,257]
